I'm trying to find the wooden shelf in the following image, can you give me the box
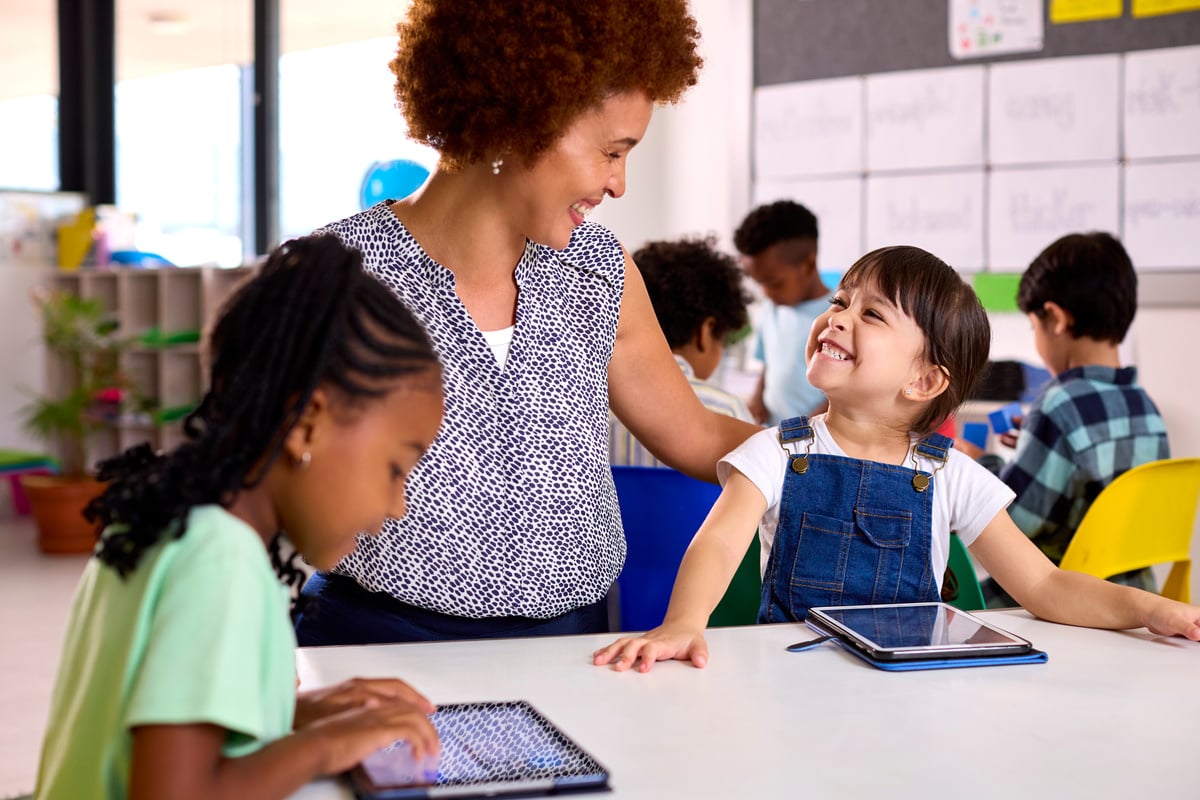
[44,266,254,462]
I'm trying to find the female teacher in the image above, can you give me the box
[296,0,760,644]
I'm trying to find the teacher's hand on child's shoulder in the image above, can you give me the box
[592,624,710,673]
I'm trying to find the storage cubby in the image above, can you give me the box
[45,265,256,464]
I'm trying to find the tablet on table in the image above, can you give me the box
[806,601,1035,662]
[349,700,610,799]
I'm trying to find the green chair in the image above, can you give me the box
[708,535,761,627]
[945,532,985,611]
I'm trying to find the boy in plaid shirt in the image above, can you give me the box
[966,232,1169,607]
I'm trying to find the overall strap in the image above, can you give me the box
[778,416,814,445]
[778,416,815,474]
[913,431,953,463]
[910,431,953,493]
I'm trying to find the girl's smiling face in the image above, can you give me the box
[805,280,931,410]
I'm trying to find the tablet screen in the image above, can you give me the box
[808,602,1033,660]
[352,700,609,799]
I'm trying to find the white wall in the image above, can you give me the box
[592,0,753,255]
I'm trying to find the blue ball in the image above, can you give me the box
[359,159,431,209]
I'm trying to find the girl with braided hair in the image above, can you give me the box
[36,234,444,799]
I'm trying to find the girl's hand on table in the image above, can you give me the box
[592,624,710,672]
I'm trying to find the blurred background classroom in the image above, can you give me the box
[1,1,1199,795]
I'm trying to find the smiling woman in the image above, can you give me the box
[294,0,762,647]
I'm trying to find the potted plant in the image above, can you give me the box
[19,288,135,554]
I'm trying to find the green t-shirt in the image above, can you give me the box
[36,505,297,799]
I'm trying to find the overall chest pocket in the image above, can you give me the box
[787,508,914,593]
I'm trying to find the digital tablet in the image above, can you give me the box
[806,602,1034,662]
[348,700,611,799]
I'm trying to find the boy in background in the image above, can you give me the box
[610,236,756,467]
[733,200,832,425]
[961,232,1170,606]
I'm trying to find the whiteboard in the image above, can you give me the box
[988,165,1120,269]
[865,171,985,271]
[753,77,864,179]
[865,65,985,171]
[1124,45,1200,160]
[752,176,863,272]
[1123,160,1200,270]
[988,54,1121,165]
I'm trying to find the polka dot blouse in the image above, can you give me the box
[317,203,626,618]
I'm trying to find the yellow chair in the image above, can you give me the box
[1058,458,1200,602]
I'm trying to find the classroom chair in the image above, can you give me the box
[610,465,761,632]
[945,532,986,611]
[1058,457,1200,603]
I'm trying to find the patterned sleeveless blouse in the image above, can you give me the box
[318,202,626,618]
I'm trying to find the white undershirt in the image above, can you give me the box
[480,325,514,368]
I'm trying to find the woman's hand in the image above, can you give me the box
[592,624,710,672]
[295,677,435,731]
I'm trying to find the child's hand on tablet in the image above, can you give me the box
[592,624,709,672]
[295,677,436,730]
[302,699,441,777]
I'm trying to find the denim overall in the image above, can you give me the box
[760,416,952,623]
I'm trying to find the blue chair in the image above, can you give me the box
[610,466,760,632]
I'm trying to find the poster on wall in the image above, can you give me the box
[753,77,864,179]
[987,165,1120,269]
[949,0,1044,60]
[865,171,985,272]
[1124,45,1200,160]
[865,66,985,172]
[1123,160,1200,270]
[753,176,863,273]
[988,54,1121,165]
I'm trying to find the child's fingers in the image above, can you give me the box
[592,637,641,666]
[357,678,436,714]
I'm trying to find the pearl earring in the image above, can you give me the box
[904,388,912,396]
[298,451,311,469]
[491,158,503,175]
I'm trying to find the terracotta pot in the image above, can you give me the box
[19,474,106,555]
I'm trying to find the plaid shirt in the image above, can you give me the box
[1000,365,1168,585]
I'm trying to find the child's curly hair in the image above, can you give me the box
[633,235,750,350]
[391,0,703,171]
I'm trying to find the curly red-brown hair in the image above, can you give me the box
[390,0,703,171]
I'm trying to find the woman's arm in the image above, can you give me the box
[130,698,438,800]
[593,470,767,672]
[609,250,760,482]
[969,510,1200,638]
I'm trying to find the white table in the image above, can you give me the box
[292,611,1199,799]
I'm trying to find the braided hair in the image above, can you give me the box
[86,235,440,587]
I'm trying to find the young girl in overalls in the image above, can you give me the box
[594,245,1200,673]
[36,236,444,799]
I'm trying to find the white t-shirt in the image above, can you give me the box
[718,416,1014,591]
[481,325,514,369]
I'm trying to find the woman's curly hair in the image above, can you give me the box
[391,0,703,170]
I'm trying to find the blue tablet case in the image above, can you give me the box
[827,635,1048,671]
[804,619,1049,671]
